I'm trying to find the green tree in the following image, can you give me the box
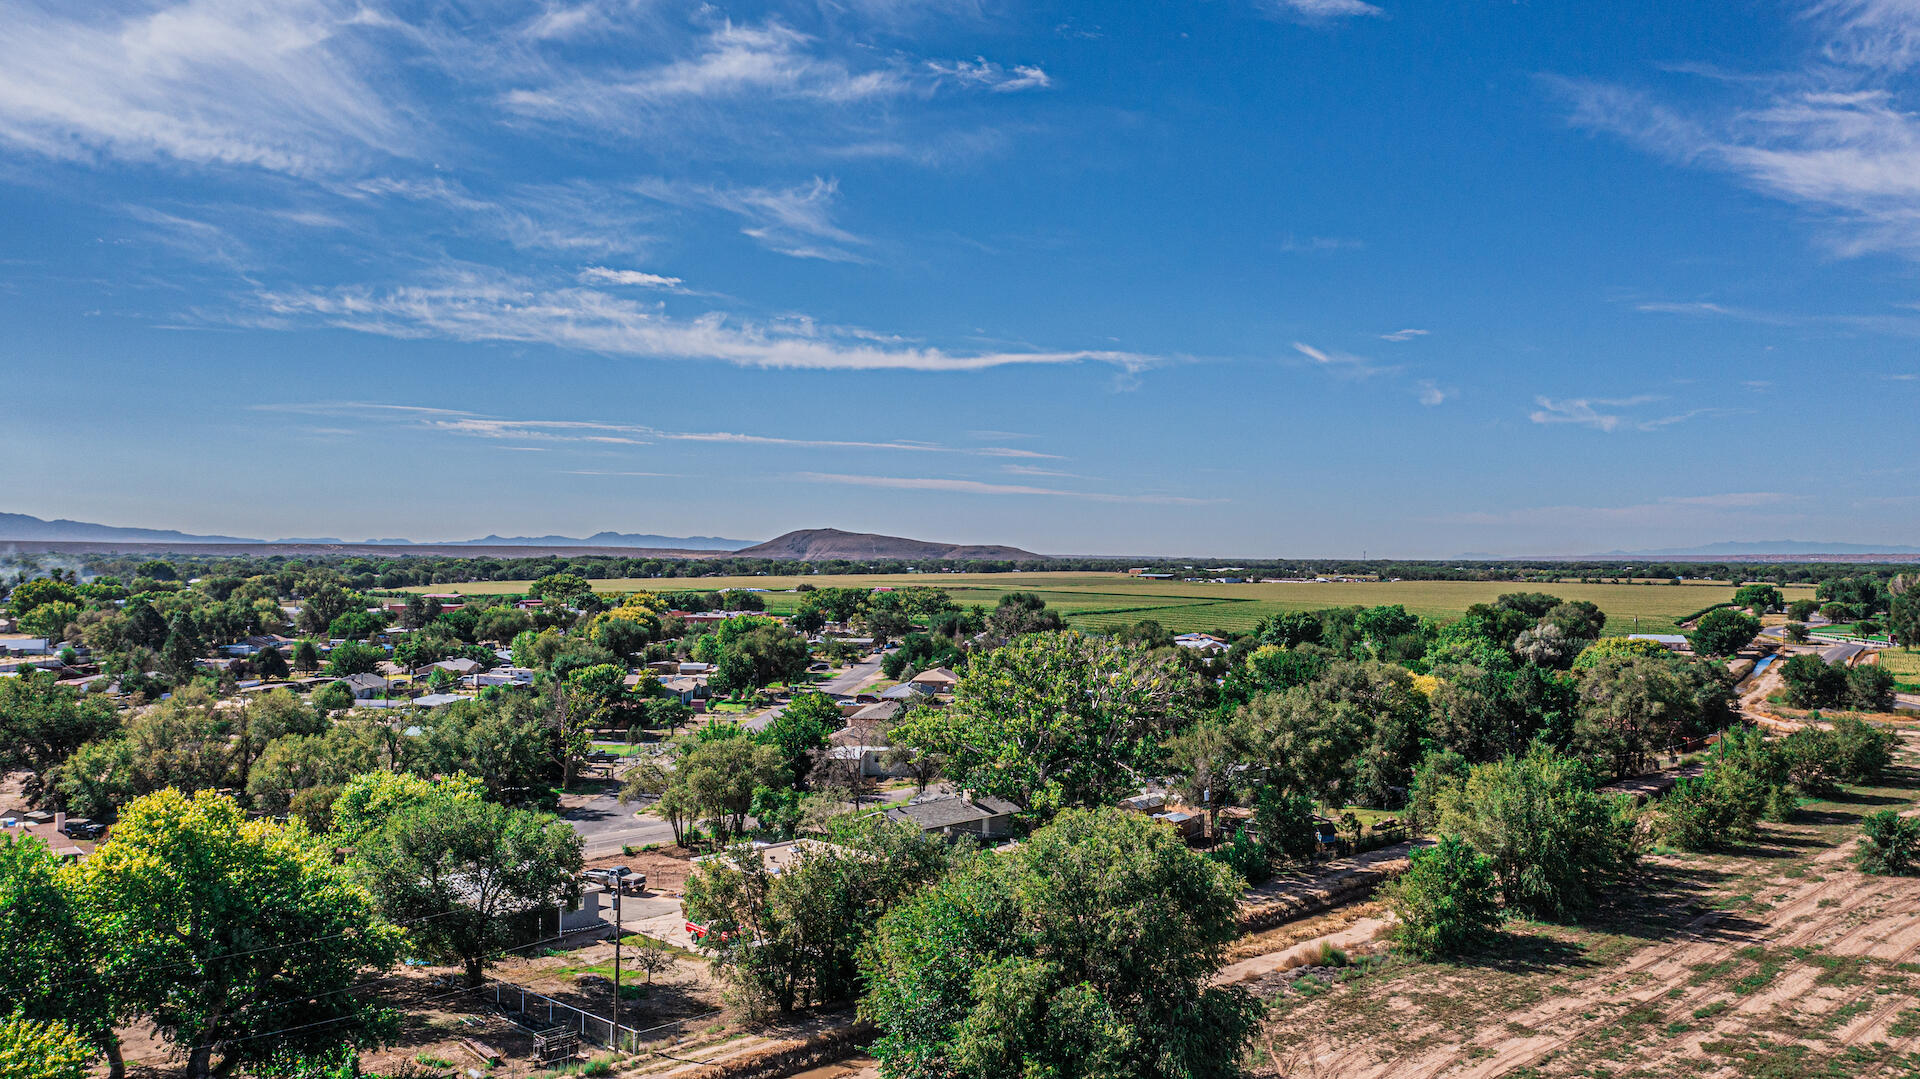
[0,836,120,1074]
[1788,598,1821,623]
[663,730,789,839]
[291,638,321,672]
[21,600,81,641]
[1572,636,1673,669]
[685,820,950,1012]
[1832,716,1895,783]
[255,644,290,679]
[1860,810,1920,876]
[77,790,403,1079]
[1733,584,1784,615]
[1689,608,1760,657]
[1383,835,1501,959]
[1891,590,1920,648]
[0,1014,96,1079]
[899,632,1200,816]
[353,794,581,986]
[1781,654,1848,709]
[245,723,388,820]
[1848,664,1897,712]
[325,640,382,677]
[1433,746,1641,921]
[1573,655,1731,777]
[759,691,840,789]
[860,808,1259,1079]
[331,771,483,847]
[529,573,593,603]
[0,671,119,794]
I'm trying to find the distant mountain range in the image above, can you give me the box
[1598,541,1920,557]
[0,513,755,551]
[736,528,1043,561]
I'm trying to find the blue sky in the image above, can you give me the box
[2,0,1917,556]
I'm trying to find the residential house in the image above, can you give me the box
[884,794,1021,840]
[879,682,933,702]
[1173,633,1229,653]
[906,666,959,693]
[826,744,911,778]
[1628,634,1691,652]
[337,672,389,699]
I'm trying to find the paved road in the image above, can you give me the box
[564,782,679,859]
[1821,642,1868,667]
[742,653,885,732]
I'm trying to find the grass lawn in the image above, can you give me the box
[1813,623,1894,644]
[406,573,1813,637]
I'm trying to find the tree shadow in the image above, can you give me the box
[1455,931,1592,975]
[1582,861,1768,945]
[1819,790,1908,807]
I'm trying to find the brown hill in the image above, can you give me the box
[734,528,1043,562]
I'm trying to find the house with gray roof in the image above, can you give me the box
[884,794,1021,839]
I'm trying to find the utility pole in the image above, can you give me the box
[611,888,623,1053]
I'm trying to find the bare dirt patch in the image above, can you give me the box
[1247,743,1920,1079]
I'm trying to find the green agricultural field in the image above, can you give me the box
[406,572,1816,637]
[1881,648,1920,693]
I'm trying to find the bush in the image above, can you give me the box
[1832,716,1895,783]
[1781,654,1848,709]
[1848,665,1897,712]
[1253,788,1319,864]
[1859,811,1920,876]
[1209,828,1271,885]
[1777,727,1838,797]
[1659,775,1755,852]
[1434,746,1641,921]
[1689,608,1761,658]
[1384,835,1501,959]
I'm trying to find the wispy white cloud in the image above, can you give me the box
[1632,298,1920,336]
[1263,0,1385,21]
[1415,379,1451,407]
[1379,328,1429,342]
[1528,394,1740,432]
[794,472,1224,505]
[248,270,1158,372]
[1554,2,1920,259]
[1280,235,1365,252]
[578,267,685,290]
[257,402,1074,459]
[631,176,867,261]
[0,0,410,176]
[926,58,1053,93]
[1292,341,1395,377]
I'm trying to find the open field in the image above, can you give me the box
[1248,738,1920,1079]
[1882,649,1920,693]
[407,573,1816,636]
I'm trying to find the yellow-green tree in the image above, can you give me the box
[76,790,403,1079]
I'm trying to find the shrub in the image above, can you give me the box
[1859,811,1920,876]
[1209,828,1271,886]
[1253,788,1319,864]
[1435,746,1641,921]
[1832,716,1895,783]
[1781,655,1848,709]
[1847,665,1896,712]
[1384,835,1501,959]
[1777,727,1838,797]
[1659,775,1754,852]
